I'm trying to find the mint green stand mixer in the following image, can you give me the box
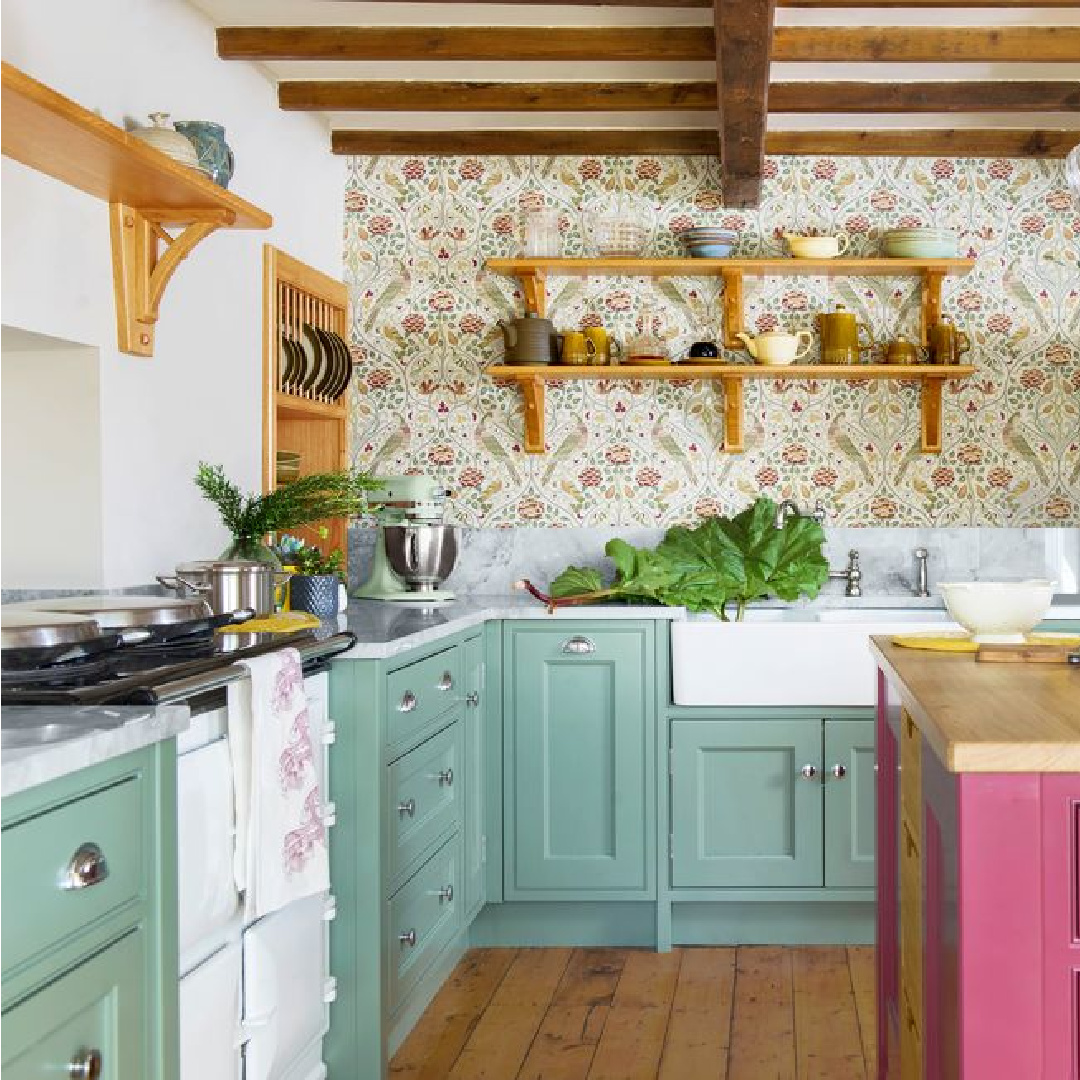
[355,476,458,602]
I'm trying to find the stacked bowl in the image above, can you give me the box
[680,227,737,259]
[882,227,957,258]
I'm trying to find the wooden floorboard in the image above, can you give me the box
[391,945,877,1080]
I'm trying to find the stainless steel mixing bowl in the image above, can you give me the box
[383,525,458,592]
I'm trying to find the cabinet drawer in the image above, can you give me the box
[386,838,461,1014]
[387,721,463,888]
[386,646,462,752]
[900,709,922,827]
[2,929,144,1078]
[2,777,145,976]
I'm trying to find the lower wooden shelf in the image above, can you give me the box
[485,363,976,455]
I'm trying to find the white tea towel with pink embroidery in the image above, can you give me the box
[229,648,329,920]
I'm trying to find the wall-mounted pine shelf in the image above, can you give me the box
[487,363,976,455]
[1,61,272,356]
[487,256,975,348]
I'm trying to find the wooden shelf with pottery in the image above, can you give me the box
[1,61,272,356]
[486,362,976,456]
[486,256,975,348]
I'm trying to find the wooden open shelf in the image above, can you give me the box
[487,363,976,455]
[1,62,272,356]
[487,256,975,348]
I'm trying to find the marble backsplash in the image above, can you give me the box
[348,524,1078,601]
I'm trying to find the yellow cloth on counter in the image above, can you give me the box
[216,611,322,634]
[893,632,1080,653]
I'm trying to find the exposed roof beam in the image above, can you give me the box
[281,79,1080,113]
[332,127,1079,157]
[330,0,1080,7]
[218,25,1080,63]
[714,0,777,207]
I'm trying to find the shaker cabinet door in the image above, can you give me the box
[2,929,145,1080]
[504,623,653,898]
[670,719,823,888]
[824,719,877,888]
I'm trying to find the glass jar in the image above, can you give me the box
[521,208,561,257]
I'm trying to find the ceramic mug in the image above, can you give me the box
[687,340,720,359]
[558,331,596,366]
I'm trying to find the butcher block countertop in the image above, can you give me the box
[871,636,1080,773]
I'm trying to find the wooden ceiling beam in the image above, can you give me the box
[332,128,1076,159]
[775,26,1080,62]
[283,80,1080,114]
[769,80,1080,112]
[322,0,1080,7]
[279,80,717,111]
[714,0,777,208]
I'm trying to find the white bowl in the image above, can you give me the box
[938,580,1055,643]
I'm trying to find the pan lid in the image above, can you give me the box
[21,595,212,629]
[0,608,104,650]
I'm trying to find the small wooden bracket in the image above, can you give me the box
[720,268,745,349]
[520,269,547,318]
[109,202,231,356]
[721,376,745,452]
[920,378,944,453]
[521,376,546,453]
[920,269,946,346]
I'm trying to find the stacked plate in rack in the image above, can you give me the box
[882,228,957,258]
[278,325,354,401]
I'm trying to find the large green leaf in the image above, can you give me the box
[549,565,605,598]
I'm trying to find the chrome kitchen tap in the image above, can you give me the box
[774,499,829,529]
[829,549,863,597]
[913,547,930,597]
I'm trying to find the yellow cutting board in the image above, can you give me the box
[893,632,1080,654]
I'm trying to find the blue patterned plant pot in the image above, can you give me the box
[174,120,234,188]
[289,574,340,618]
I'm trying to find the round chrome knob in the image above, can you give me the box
[465,691,480,708]
[398,929,417,947]
[437,671,453,691]
[800,764,818,780]
[397,691,417,713]
[438,884,454,903]
[438,768,454,787]
[68,1049,102,1080]
[397,799,416,817]
[831,764,848,780]
[62,844,109,891]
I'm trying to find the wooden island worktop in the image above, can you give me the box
[870,636,1080,772]
[872,635,1080,1080]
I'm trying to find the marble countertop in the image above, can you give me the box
[329,594,1080,661]
[1,704,190,798]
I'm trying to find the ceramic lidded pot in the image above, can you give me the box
[927,316,972,365]
[174,121,234,188]
[818,303,875,365]
[130,113,202,172]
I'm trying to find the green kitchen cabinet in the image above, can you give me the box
[503,621,655,899]
[462,633,486,921]
[670,719,824,888]
[823,719,876,888]
[2,929,145,1080]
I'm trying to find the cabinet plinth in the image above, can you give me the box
[487,363,975,456]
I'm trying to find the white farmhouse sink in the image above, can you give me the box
[671,609,958,707]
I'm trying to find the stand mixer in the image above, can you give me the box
[355,475,458,602]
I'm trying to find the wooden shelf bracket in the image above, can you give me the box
[521,376,546,452]
[721,268,746,349]
[110,203,232,357]
[720,376,745,451]
[920,269,946,347]
[921,377,944,453]
[519,269,547,318]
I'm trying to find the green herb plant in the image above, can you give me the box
[195,463,382,563]
[529,496,828,621]
[275,532,345,579]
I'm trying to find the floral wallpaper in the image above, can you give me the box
[342,155,1079,528]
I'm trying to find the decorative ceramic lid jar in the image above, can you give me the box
[130,113,201,172]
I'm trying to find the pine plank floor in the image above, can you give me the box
[391,946,876,1080]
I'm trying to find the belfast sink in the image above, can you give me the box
[671,609,957,707]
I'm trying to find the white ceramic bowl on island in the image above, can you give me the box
[938,580,1055,643]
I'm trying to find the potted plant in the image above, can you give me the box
[194,462,380,566]
[276,533,345,618]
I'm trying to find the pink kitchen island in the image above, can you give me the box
[872,638,1080,1080]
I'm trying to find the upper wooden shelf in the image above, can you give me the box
[1,62,270,228]
[487,362,976,457]
[487,255,975,348]
[1,62,272,356]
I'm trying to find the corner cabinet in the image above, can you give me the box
[502,621,655,899]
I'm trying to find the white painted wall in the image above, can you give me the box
[1,0,344,588]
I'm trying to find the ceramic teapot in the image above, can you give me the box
[499,314,558,365]
[735,330,813,365]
